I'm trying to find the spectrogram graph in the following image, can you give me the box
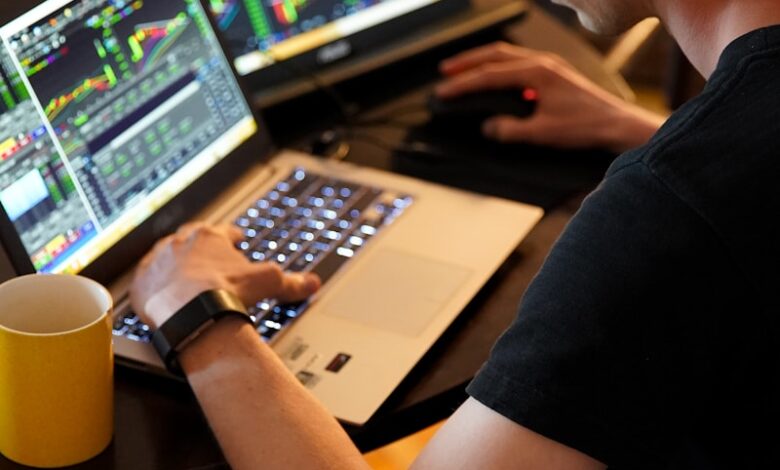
[210,0,242,30]
[41,7,193,122]
[44,64,118,121]
[128,13,191,70]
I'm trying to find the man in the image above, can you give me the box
[131,0,780,468]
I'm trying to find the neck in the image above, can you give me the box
[655,0,780,78]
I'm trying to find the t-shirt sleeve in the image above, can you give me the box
[466,161,717,467]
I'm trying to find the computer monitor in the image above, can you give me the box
[207,0,470,104]
[0,0,266,278]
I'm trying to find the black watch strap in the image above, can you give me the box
[151,289,252,375]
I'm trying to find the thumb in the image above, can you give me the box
[241,263,321,306]
[276,271,322,304]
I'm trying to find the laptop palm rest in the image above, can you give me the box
[321,249,471,337]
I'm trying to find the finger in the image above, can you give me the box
[239,264,321,306]
[439,42,530,76]
[482,115,546,144]
[214,224,244,244]
[177,223,241,248]
[174,221,208,242]
[436,62,542,99]
[276,271,322,304]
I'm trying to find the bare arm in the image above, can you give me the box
[412,398,605,470]
[130,223,368,470]
[179,317,368,470]
[131,223,607,470]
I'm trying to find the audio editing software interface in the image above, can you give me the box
[211,0,440,75]
[0,0,256,274]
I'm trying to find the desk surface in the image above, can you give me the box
[0,5,623,469]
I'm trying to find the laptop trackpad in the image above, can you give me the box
[321,250,471,337]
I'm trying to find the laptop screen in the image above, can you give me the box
[0,0,257,275]
[211,0,444,76]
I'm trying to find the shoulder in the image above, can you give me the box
[610,55,780,301]
[619,51,780,211]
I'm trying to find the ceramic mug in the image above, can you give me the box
[0,274,113,468]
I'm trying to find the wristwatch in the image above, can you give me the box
[151,289,253,375]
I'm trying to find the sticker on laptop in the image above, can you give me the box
[295,370,321,389]
[325,353,352,373]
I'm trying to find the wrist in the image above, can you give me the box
[143,280,224,329]
[179,316,262,376]
[601,101,666,153]
[150,289,253,375]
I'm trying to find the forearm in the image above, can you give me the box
[180,317,370,470]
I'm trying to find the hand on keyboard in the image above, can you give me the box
[129,222,321,330]
[118,168,412,343]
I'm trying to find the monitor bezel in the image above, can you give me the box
[0,0,276,285]
[238,0,470,104]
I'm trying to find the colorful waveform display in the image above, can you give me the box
[22,46,71,78]
[243,0,272,39]
[270,0,311,26]
[85,0,145,30]
[0,85,13,112]
[127,13,191,70]
[209,0,242,30]
[0,57,30,111]
[0,125,48,161]
[44,64,118,120]
[22,1,145,79]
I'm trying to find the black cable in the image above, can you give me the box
[247,47,433,129]
[277,59,433,131]
[340,127,453,163]
[224,38,359,124]
[350,103,429,128]
[225,40,442,161]
[270,61,443,160]
[273,58,360,124]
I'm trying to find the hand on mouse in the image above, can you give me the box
[436,42,666,153]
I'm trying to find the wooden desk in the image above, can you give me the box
[0,5,626,469]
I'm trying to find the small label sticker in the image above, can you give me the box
[325,353,352,373]
[295,370,320,389]
[280,337,309,366]
[288,343,309,361]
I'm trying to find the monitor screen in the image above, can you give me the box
[209,0,444,76]
[0,0,257,275]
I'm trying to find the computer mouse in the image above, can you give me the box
[427,89,537,128]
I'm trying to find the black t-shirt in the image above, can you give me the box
[467,26,780,469]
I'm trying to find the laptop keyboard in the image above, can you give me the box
[113,167,413,343]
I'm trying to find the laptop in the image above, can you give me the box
[0,0,542,425]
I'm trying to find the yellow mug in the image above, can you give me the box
[0,274,114,468]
